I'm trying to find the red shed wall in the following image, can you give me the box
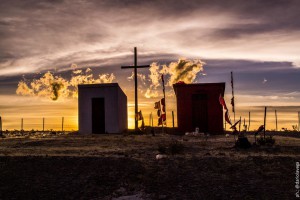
[173,83,225,134]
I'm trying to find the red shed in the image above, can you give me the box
[173,82,225,134]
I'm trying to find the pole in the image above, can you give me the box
[0,116,2,136]
[134,47,138,131]
[248,111,250,131]
[151,113,153,127]
[275,110,278,132]
[162,75,166,131]
[264,107,267,139]
[298,111,300,132]
[239,116,241,132]
[231,72,236,123]
[43,117,45,132]
[62,117,64,132]
[172,111,174,128]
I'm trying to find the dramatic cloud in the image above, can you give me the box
[1,0,300,76]
[16,66,115,100]
[144,58,204,98]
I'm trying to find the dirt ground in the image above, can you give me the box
[0,131,299,200]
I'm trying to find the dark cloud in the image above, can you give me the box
[0,0,299,81]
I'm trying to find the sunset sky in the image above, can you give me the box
[1,0,300,131]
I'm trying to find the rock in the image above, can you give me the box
[156,154,167,160]
[235,137,251,149]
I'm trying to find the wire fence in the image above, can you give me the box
[0,116,77,132]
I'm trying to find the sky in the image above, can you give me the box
[1,0,300,131]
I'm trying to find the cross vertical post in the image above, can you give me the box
[134,47,138,131]
[121,47,150,131]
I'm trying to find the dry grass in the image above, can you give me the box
[0,132,299,199]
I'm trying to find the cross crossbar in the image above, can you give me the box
[121,65,150,69]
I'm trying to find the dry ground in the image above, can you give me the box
[0,131,299,199]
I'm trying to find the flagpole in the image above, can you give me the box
[248,111,251,131]
[0,116,2,136]
[162,75,166,127]
[231,72,235,123]
[275,110,278,132]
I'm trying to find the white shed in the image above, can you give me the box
[78,83,127,134]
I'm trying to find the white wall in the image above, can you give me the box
[78,83,127,134]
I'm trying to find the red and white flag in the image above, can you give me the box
[219,94,227,110]
[225,110,232,125]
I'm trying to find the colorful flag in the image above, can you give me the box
[219,94,227,110]
[154,101,161,109]
[225,110,232,125]
[231,72,235,113]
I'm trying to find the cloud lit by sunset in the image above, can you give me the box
[1,0,300,131]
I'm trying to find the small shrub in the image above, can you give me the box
[157,144,167,154]
[265,136,275,145]
[169,140,184,155]
[157,140,184,155]
[257,137,266,145]
[235,136,251,149]
[257,136,275,146]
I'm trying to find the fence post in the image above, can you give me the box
[0,116,2,135]
[248,111,250,131]
[275,110,278,132]
[239,116,241,132]
[264,107,267,139]
[62,117,64,132]
[298,111,300,132]
[21,118,24,131]
[43,117,45,132]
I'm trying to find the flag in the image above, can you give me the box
[154,101,161,109]
[158,117,162,126]
[225,110,232,125]
[231,72,233,89]
[230,119,241,130]
[158,114,166,126]
[231,72,235,113]
[157,109,161,117]
[140,118,145,130]
[219,94,227,110]
[162,105,165,112]
[161,98,165,106]
[161,113,166,122]
[136,110,143,121]
[231,97,235,113]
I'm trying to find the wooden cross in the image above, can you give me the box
[121,47,150,131]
